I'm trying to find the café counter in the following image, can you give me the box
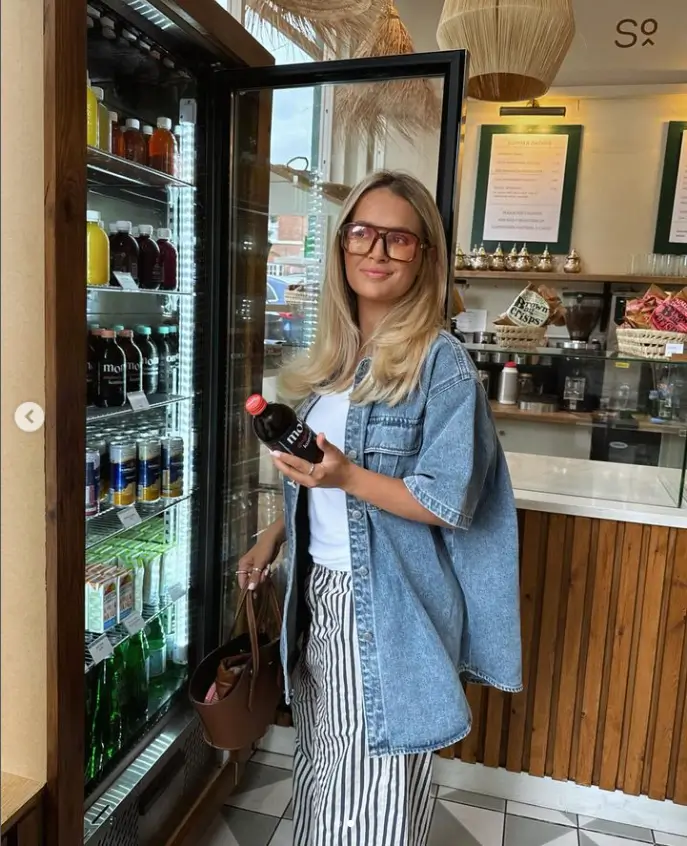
[436,451,687,807]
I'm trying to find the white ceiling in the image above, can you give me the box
[395,0,687,88]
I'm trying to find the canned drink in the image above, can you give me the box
[110,442,137,506]
[137,439,161,503]
[85,448,100,517]
[90,439,110,501]
[161,437,184,499]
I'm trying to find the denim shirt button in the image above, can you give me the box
[351,509,363,520]
[358,566,369,577]
[347,450,358,461]
[361,631,373,643]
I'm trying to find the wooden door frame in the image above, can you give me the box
[42,3,270,843]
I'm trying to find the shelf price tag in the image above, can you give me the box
[117,505,142,529]
[169,583,186,602]
[128,390,150,412]
[665,342,685,357]
[112,272,139,290]
[123,611,145,636]
[89,634,114,665]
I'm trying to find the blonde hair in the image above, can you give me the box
[278,170,449,407]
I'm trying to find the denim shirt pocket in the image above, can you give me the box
[364,417,422,509]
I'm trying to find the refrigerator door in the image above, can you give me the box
[214,53,468,648]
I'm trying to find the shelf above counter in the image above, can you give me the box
[87,284,195,298]
[464,342,687,365]
[455,270,687,286]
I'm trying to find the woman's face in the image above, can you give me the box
[342,187,425,307]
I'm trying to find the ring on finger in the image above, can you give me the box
[307,463,315,476]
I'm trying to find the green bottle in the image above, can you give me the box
[85,663,104,782]
[126,632,149,727]
[114,642,131,746]
[105,653,123,762]
[146,617,166,685]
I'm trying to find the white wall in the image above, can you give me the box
[0,0,47,782]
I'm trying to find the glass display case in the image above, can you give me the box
[463,341,687,509]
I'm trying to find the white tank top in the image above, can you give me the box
[305,392,352,571]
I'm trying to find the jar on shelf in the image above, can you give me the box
[86,210,110,287]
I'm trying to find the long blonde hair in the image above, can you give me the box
[278,170,449,407]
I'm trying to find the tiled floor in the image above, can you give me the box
[199,755,687,846]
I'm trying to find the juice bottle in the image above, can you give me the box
[142,125,154,166]
[110,112,125,157]
[149,118,177,175]
[86,210,110,286]
[117,329,143,394]
[137,225,162,290]
[96,329,127,407]
[92,87,111,153]
[109,221,139,283]
[156,229,178,291]
[87,75,99,148]
[134,325,159,395]
[123,119,146,165]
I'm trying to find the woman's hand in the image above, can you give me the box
[237,518,285,591]
[271,434,355,491]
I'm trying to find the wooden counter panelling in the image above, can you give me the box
[438,511,687,804]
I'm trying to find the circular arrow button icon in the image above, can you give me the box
[14,402,45,432]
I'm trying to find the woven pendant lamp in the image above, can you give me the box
[436,0,575,102]
[335,1,441,142]
[247,0,373,50]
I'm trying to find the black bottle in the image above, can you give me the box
[116,329,143,394]
[97,329,127,407]
[133,325,159,396]
[245,394,323,463]
[87,325,101,406]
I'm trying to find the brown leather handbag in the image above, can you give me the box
[189,582,283,750]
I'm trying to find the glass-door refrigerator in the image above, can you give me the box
[67,4,467,842]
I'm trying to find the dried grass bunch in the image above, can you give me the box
[335,1,441,142]
[436,0,575,102]
[247,0,373,51]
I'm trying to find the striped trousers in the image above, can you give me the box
[291,565,434,846]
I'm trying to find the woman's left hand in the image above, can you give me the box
[271,434,354,491]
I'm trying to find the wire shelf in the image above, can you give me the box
[87,393,192,425]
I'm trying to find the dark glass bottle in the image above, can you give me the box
[157,228,178,291]
[136,225,162,289]
[116,329,143,394]
[104,653,124,761]
[133,325,159,396]
[245,394,323,463]
[96,329,127,407]
[154,326,174,394]
[87,325,101,406]
[167,325,179,394]
[109,220,139,283]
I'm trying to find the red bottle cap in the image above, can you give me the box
[245,394,267,416]
[504,361,517,368]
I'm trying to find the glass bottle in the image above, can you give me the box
[116,329,143,394]
[92,87,111,153]
[86,663,106,782]
[86,75,98,148]
[157,228,178,291]
[167,325,179,394]
[123,118,146,165]
[149,117,177,175]
[136,225,162,289]
[86,210,110,286]
[154,326,174,394]
[126,632,149,727]
[110,112,125,157]
[146,617,167,684]
[134,325,160,395]
[109,220,139,282]
[142,124,154,165]
[96,329,127,407]
[105,653,124,761]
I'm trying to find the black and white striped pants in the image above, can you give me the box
[291,565,434,846]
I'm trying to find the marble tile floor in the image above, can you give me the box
[198,755,687,846]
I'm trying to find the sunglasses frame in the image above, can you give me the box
[339,222,429,264]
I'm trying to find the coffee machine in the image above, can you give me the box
[557,292,605,412]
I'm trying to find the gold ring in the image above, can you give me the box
[307,463,315,476]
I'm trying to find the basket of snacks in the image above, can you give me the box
[616,285,687,359]
[493,283,566,350]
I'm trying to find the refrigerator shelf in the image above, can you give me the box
[87,285,195,297]
[87,393,192,425]
[84,592,188,674]
[86,490,196,550]
[87,146,195,190]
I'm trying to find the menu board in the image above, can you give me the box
[655,122,687,254]
[482,134,568,244]
[471,126,583,255]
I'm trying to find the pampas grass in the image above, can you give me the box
[436,0,575,102]
[335,1,441,143]
[247,0,373,52]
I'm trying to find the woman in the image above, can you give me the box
[239,171,521,846]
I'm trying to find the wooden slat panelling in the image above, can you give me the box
[450,512,687,807]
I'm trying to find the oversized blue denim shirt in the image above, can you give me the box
[280,330,522,756]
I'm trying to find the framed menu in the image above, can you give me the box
[471,125,583,254]
[654,121,687,255]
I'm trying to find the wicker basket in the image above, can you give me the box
[494,325,547,351]
[616,327,687,360]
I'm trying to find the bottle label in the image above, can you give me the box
[137,454,161,502]
[275,419,320,462]
[112,457,137,506]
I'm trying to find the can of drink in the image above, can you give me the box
[85,448,100,517]
[111,442,137,506]
[137,439,161,503]
[161,437,184,499]
[90,439,110,501]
